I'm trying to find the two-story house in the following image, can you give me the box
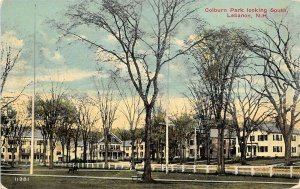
[235,123,300,158]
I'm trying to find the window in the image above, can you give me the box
[292,136,297,141]
[258,146,268,152]
[2,148,5,152]
[189,149,194,155]
[250,136,255,141]
[126,153,129,157]
[258,135,268,141]
[9,155,11,159]
[8,148,16,153]
[1,154,4,159]
[140,152,144,157]
[190,140,194,145]
[292,147,297,153]
[273,134,282,141]
[247,146,251,152]
[273,146,282,152]
[126,147,129,151]
[238,147,240,153]
[140,145,143,150]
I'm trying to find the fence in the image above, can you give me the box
[54,162,131,170]
[54,162,300,178]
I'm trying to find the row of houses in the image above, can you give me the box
[2,124,300,163]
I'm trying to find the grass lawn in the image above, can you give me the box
[1,169,298,189]
[1,176,295,189]
[245,157,300,166]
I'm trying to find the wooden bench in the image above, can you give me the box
[131,171,144,181]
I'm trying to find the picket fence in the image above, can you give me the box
[54,162,300,178]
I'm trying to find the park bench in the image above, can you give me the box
[131,171,144,181]
[68,166,79,173]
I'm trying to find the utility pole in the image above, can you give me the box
[165,61,170,174]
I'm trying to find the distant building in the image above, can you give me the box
[235,124,300,158]
[196,128,236,159]
[94,133,123,161]
[123,139,145,160]
[1,131,82,163]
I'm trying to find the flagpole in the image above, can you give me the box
[30,3,36,175]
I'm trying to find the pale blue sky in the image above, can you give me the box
[1,0,299,98]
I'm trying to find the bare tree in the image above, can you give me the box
[170,111,195,165]
[0,43,28,110]
[1,105,30,167]
[56,98,77,162]
[52,0,207,181]
[88,131,101,162]
[95,81,118,168]
[242,18,300,165]
[75,94,98,163]
[151,103,166,162]
[36,121,49,166]
[187,80,213,164]
[34,83,67,169]
[191,28,247,174]
[115,81,144,168]
[0,44,21,95]
[228,80,273,165]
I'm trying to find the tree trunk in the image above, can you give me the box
[284,134,292,166]
[239,141,247,165]
[66,144,70,162]
[67,140,71,162]
[179,143,183,165]
[89,142,93,161]
[156,140,160,162]
[43,140,47,166]
[74,139,78,161]
[49,137,54,169]
[83,140,87,163]
[18,145,22,163]
[11,146,15,168]
[206,131,210,165]
[104,131,109,168]
[131,138,136,169]
[217,127,225,174]
[61,143,65,162]
[142,107,152,182]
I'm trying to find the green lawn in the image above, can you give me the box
[1,169,298,189]
[1,176,295,189]
[245,157,300,165]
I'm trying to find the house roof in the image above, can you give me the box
[98,133,122,144]
[258,123,300,135]
[124,140,131,146]
[23,130,44,139]
[210,128,236,138]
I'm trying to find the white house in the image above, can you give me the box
[235,124,300,158]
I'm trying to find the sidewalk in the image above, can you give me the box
[2,173,298,186]
[291,180,300,188]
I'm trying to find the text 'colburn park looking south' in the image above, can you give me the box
[204,8,288,18]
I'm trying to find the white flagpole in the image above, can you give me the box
[30,3,36,175]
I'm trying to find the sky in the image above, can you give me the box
[1,0,300,128]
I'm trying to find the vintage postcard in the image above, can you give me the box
[1,0,300,188]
